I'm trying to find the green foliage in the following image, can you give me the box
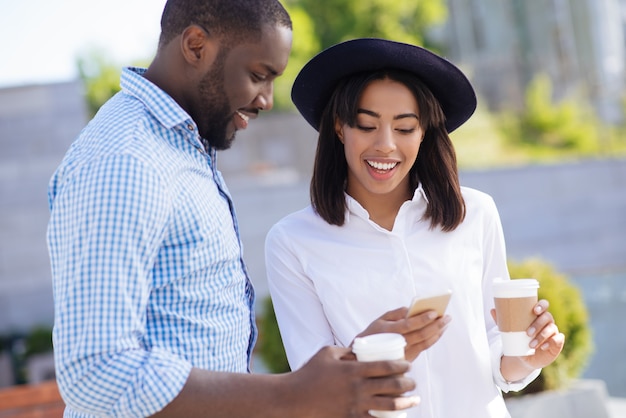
[451,103,529,169]
[507,258,593,394]
[0,326,54,384]
[273,5,321,111]
[284,0,446,51]
[77,49,124,117]
[76,49,150,117]
[24,326,54,357]
[499,74,603,157]
[255,296,291,373]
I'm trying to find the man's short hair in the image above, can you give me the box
[159,0,292,48]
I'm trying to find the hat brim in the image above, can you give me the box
[291,38,477,133]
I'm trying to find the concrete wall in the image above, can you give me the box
[0,81,87,334]
[460,159,626,275]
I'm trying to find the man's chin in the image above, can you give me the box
[217,138,235,151]
[218,130,237,151]
[202,127,235,151]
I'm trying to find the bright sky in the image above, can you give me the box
[0,0,167,88]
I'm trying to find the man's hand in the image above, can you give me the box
[285,346,419,417]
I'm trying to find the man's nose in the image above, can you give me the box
[255,83,274,111]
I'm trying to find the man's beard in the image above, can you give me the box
[197,53,236,151]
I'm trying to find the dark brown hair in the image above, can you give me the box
[310,69,466,231]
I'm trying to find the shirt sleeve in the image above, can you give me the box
[480,195,541,392]
[47,154,191,416]
[264,223,336,370]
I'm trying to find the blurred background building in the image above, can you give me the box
[446,0,625,123]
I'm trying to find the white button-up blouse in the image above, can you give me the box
[265,185,540,418]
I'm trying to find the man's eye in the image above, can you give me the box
[252,73,267,81]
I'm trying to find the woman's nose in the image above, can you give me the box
[374,127,396,153]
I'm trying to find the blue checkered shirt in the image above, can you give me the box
[47,67,256,417]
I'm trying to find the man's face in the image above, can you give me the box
[197,25,292,150]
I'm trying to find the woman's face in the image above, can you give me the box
[335,78,424,206]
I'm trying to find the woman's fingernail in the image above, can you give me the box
[527,327,535,336]
[530,339,538,348]
[534,305,542,314]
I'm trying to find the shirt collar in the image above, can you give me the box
[120,67,214,156]
[413,183,429,203]
[344,183,429,223]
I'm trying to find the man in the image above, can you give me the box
[47,1,417,417]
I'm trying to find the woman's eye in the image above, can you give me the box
[356,125,375,132]
[397,128,416,134]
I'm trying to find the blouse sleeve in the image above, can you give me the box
[480,195,541,392]
[264,223,336,370]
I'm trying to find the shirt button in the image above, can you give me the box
[187,124,194,131]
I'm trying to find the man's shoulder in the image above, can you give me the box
[51,94,175,190]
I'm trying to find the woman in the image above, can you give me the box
[265,38,564,417]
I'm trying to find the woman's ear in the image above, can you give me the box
[334,119,344,143]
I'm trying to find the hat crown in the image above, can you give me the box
[291,38,477,133]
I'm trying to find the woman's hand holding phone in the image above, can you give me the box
[353,291,452,362]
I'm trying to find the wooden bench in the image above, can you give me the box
[0,380,64,418]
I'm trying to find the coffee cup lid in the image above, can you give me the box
[493,278,539,297]
[352,333,407,354]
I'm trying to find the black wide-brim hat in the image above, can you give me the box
[291,38,477,133]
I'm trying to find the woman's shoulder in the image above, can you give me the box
[461,186,495,204]
[268,205,324,236]
[460,186,499,215]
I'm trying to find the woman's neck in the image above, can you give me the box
[348,185,412,231]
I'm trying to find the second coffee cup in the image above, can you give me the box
[352,333,408,418]
[493,278,540,356]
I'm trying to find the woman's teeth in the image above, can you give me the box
[367,160,398,171]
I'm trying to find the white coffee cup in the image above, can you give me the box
[352,333,408,418]
[492,278,540,356]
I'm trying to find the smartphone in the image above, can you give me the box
[407,289,452,318]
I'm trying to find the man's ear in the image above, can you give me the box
[180,25,218,68]
[335,119,344,143]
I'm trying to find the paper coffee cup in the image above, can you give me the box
[352,333,408,418]
[493,278,540,356]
